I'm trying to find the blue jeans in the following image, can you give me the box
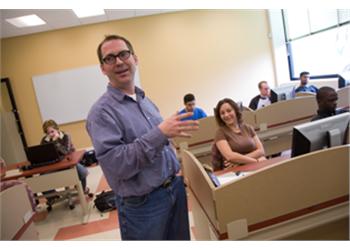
[115,176,190,240]
[76,163,88,191]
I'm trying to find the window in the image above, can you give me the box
[282,9,350,80]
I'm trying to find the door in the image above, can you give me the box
[1,78,26,165]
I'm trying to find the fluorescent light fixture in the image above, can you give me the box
[6,14,46,28]
[73,9,105,18]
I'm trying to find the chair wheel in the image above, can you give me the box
[69,204,75,210]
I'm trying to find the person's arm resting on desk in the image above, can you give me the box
[216,140,259,165]
[244,135,265,161]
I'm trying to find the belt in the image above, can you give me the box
[161,175,176,188]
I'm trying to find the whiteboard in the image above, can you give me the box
[32,65,141,125]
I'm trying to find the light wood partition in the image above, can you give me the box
[255,96,318,155]
[0,183,38,240]
[173,116,217,161]
[175,97,320,160]
[295,92,316,97]
[181,148,217,227]
[182,145,349,240]
[255,96,317,128]
[242,109,256,129]
[337,86,350,109]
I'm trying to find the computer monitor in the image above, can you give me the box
[271,83,296,101]
[291,112,350,157]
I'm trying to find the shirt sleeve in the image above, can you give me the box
[249,96,257,110]
[54,133,74,156]
[214,127,226,142]
[200,108,207,118]
[86,109,169,181]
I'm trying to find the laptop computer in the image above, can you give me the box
[25,143,63,168]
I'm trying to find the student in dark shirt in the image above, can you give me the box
[311,86,348,121]
[41,119,90,194]
[249,81,277,110]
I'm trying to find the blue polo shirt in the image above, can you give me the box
[294,85,318,94]
[178,107,207,121]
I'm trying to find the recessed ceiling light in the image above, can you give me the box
[6,14,46,28]
[73,9,105,18]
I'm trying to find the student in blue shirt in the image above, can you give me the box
[293,71,318,97]
[178,93,207,121]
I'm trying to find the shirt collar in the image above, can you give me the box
[107,84,145,102]
[44,131,64,142]
[317,109,335,118]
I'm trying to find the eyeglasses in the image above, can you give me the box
[102,50,132,65]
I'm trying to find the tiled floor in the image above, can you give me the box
[33,165,196,240]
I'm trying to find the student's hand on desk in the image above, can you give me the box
[223,160,234,168]
[258,156,267,162]
[159,112,199,138]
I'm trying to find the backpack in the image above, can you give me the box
[94,190,116,213]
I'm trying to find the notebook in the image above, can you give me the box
[25,143,62,168]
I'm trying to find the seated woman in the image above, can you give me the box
[212,98,266,171]
[41,119,90,194]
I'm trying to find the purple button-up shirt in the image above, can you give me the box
[86,85,179,197]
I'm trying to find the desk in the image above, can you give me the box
[214,156,288,177]
[182,145,349,240]
[1,150,89,224]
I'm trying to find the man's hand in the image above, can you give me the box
[158,112,199,138]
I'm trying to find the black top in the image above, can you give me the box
[248,93,278,110]
[311,108,349,121]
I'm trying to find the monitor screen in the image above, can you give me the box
[291,112,349,157]
[271,83,295,101]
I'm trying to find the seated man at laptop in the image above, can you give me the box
[41,119,90,195]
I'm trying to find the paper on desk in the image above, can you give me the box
[217,172,247,185]
[5,169,21,177]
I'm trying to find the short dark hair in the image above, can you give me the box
[214,98,243,127]
[300,71,310,78]
[97,35,135,64]
[316,86,336,103]
[184,93,195,104]
[258,81,267,89]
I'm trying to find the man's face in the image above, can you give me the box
[300,74,310,85]
[320,91,338,113]
[259,83,270,97]
[185,101,196,112]
[100,39,138,87]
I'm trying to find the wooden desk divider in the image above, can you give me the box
[182,145,349,240]
[174,116,217,163]
[0,183,38,240]
[337,86,350,110]
[254,96,318,156]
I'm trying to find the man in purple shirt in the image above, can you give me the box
[86,35,198,240]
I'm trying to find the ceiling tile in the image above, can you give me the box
[0,9,183,38]
[105,9,136,20]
